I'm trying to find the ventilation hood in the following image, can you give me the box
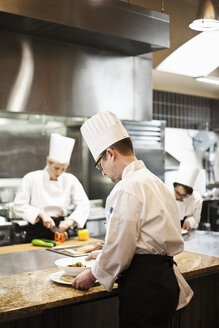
[0,0,169,56]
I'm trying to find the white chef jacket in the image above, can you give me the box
[13,167,90,228]
[91,160,193,310]
[175,191,203,229]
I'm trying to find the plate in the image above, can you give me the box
[50,271,73,285]
[54,256,96,276]
[181,228,188,235]
[50,271,99,287]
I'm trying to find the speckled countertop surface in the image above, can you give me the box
[0,233,219,321]
[175,251,219,279]
[0,267,118,321]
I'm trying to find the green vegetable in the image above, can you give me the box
[76,262,82,267]
[31,239,54,248]
[40,239,58,246]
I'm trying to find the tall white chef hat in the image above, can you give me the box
[48,133,75,164]
[174,162,200,188]
[80,111,129,161]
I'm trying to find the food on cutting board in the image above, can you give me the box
[65,242,103,255]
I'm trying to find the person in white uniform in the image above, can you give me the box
[72,111,193,328]
[173,163,203,231]
[13,133,90,242]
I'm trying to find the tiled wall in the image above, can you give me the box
[153,90,219,131]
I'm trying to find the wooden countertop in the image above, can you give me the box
[0,237,100,254]
[0,239,219,321]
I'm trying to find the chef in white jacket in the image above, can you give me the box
[13,133,90,242]
[173,163,203,231]
[72,111,193,328]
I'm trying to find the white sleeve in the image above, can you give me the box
[185,196,203,229]
[91,190,142,291]
[67,177,90,228]
[13,175,41,224]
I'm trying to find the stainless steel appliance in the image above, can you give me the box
[0,217,12,245]
[123,120,166,181]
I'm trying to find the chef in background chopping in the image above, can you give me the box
[72,111,193,328]
[13,133,90,242]
[173,163,203,231]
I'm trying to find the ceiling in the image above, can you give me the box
[130,0,219,99]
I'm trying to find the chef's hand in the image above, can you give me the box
[59,219,74,232]
[182,220,190,231]
[38,213,55,229]
[85,250,102,261]
[72,269,96,290]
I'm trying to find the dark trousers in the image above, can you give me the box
[117,254,179,328]
[26,217,64,242]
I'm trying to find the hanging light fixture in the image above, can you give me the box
[156,30,219,77]
[189,0,219,31]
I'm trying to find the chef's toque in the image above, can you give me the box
[80,111,129,161]
[49,133,75,164]
[175,163,200,188]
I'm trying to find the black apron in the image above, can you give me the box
[26,217,64,242]
[117,254,179,328]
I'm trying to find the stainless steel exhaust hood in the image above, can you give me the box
[0,0,169,55]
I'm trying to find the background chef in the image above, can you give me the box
[173,163,203,231]
[13,133,90,242]
[72,111,193,328]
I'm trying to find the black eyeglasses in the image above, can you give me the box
[95,151,106,171]
[174,189,189,200]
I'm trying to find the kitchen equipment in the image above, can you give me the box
[0,203,14,219]
[0,216,13,246]
[123,120,166,181]
[0,0,169,56]
[86,204,106,237]
[46,241,104,257]
[86,216,106,238]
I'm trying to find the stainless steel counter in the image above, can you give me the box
[0,249,69,276]
[183,230,219,257]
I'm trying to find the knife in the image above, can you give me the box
[51,227,68,242]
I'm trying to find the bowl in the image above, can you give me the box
[55,256,95,276]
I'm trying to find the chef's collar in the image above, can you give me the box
[44,166,62,182]
[122,160,144,179]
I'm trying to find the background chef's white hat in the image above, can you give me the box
[80,111,129,161]
[48,133,75,164]
[174,162,200,188]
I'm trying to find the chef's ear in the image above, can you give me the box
[107,148,116,160]
[46,157,52,166]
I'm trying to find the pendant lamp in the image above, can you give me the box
[189,0,219,31]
